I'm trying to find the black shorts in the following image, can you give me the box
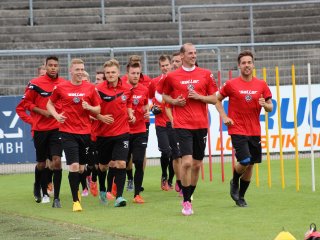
[88,140,99,166]
[231,134,262,164]
[175,128,207,161]
[128,132,148,164]
[97,133,130,165]
[61,132,91,165]
[156,123,181,160]
[33,129,62,162]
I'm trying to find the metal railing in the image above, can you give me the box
[1,41,320,96]
[177,0,320,45]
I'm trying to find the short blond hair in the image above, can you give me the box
[82,71,90,81]
[70,58,84,67]
[128,55,142,63]
[103,59,120,70]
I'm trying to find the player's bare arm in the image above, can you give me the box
[96,113,114,124]
[82,100,101,115]
[215,93,234,126]
[187,90,217,104]
[259,94,273,112]
[128,108,136,124]
[143,104,150,120]
[46,99,66,123]
[163,94,186,107]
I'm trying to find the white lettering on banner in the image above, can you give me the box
[0,111,23,139]
[0,142,23,154]
[0,128,23,138]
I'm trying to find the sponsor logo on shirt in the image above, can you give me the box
[180,79,199,85]
[245,95,252,102]
[68,93,85,97]
[121,95,127,101]
[239,90,257,102]
[187,83,195,91]
[73,97,81,103]
[133,95,142,105]
[239,90,257,94]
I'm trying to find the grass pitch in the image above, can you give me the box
[0,158,319,240]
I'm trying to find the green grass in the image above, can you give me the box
[0,158,319,240]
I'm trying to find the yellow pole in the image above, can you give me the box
[275,66,285,189]
[291,64,300,191]
[253,68,259,187]
[263,68,272,188]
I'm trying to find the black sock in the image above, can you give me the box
[134,161,144,197]
[126,169,133,181]
[232,169,242,187]
[239,179,250,198]
[41,167,48,196]
[98,168,107,192]
[80,170,87,190]
[107,167,116,192]
[181,185,191,202]
[68,172,80,202]
[53,169,62,199]
[160,155,169,179]
[190,185,196,199]
[115,168,126,198]
[48,168,54,184]
[168,157,174,184]
[92,166,98,182]
[35,166,42,186]
[177,180,182,190]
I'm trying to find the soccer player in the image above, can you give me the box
[86,70,106,197]
[122,55,151,192]
[126,61,149,203]
[95,59,133,207]
[171,51,182,70]
[47,58,101,212]
[37,64,46,76]
[149,55,180,191]
[215,50,273,207]
[162,43,218,216]
[95,70,105,85]
[23,56,66,208]
[155,52,183,194]
[16,64,55,199]
[79,70,92,197]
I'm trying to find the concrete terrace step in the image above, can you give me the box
[0,6,172,18]
[0,38,180,50]
[0,0,171,10]
[0,22,178,34]
[180,7,320,23]
[0,29,179,43]
[0,1,29,10]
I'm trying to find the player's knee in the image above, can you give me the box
[239,157,251,166]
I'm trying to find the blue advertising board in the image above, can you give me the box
[0,96,35,164]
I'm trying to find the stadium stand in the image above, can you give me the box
[1,0,320,49]
[0,0,320,95]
